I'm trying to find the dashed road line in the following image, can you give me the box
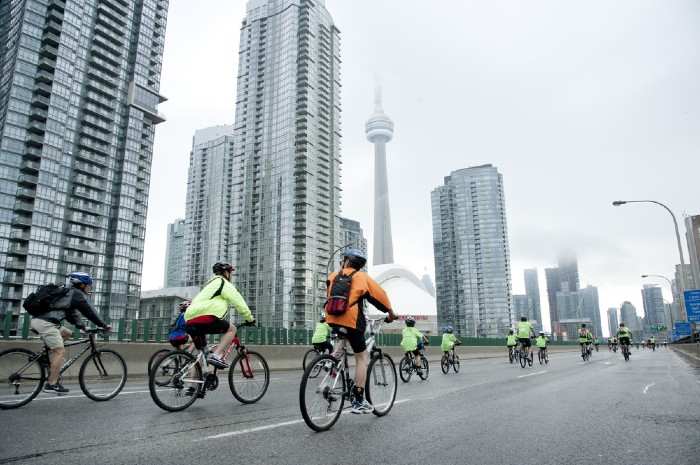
[517,370,547,379]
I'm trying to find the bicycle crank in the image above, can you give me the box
[204,373,219,391]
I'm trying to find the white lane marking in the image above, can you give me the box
[643,382,655,394]
[517,370,547,379]
[203,397,412,440]
[32,389,156,401]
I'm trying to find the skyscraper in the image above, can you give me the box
[545,253,581,336]
[642,284,666,329]
[366,87,394,265]
[620,301,641,333]
[432,164,512,337]
[0,0,169,323]
[579,285,602,337]
[607,307,619,337]
[230,0,341,329]
[164,219,186,288]
[524,268,542,324]
[512,294,532,326]
[183,126,235,287]
[686,215,700,289]
[339,217,368,262]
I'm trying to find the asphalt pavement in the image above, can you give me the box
[1,347,698,465]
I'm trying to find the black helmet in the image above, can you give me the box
[405,316,416,327]
[342,248,367,270]
[581,324,587,328]
[213,262,234,275]
[520,316,527,322]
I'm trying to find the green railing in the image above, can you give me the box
[0,313,578,346]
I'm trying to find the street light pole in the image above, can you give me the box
[613,200,688,319]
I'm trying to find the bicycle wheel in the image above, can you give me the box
[152,350,185,387]
[527,352,533,367]
[79,349,127,401]
[366,353,397,417]
[302,348,319,372]
[399,355,412,382]
[509,350,514,364]
[0,348,45,409]
[148,349,171,374]
[149,350,201,412]
[418,356,429,380]
[440,355,449,374]
[519,351,527,368]
[299,354,345,432]
[544,351,549,365]
[228,351,270,404]
[452,354,460,373]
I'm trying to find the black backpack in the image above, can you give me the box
[324,271,358,316]
[23,284,70,317]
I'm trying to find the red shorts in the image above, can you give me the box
[185,315,230,349]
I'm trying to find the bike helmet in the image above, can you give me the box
[213,262,234,275]
[520,316,527,322]
[405,316,416,327]
[320,314,326,323]
[539,331,545,335]
[178,300,191,312]
[508,328,514,334]
[342,248,367,270]
[581,324,587,328]
[69,271,93,287]
[445,325,453,333]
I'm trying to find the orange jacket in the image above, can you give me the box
[325,268,393,329]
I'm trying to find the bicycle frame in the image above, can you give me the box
[14,332,102,380]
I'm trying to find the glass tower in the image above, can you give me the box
[164,219,185,288]
[183,126,235,287]
[0,0,169,325]
[431,164,512,338]
[230,0,341,329]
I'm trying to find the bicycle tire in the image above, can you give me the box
[440,355,449,374]
[228,350,270,404]
[399,355,412,382]
[299,354,345,432]
[79,349,127,401]
[149,350,201,412]
[366,353,397,417]
[527,353,533,367]
[302,348,320,372]
[417,356,429,380]
[0,348,46,410]
[519,351,527,368]
[538,351,543,365]
[148,349,171,374]
[509,350,514,364]
[453,355,460,373]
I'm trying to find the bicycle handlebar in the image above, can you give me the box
[239,320,257,328]
[83,328,110,334]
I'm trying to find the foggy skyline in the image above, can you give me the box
[144,0,700,336]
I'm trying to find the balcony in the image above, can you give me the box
[13,200,34,213]
[20,160,40,173]
[18,174,38,186]
[1,289,23,301]
[64,252,96,266]
[12,215,32,227]
[8,243,28,255]
[38,56,56,71]
[16,187,36,199]
[5,258,26,270]
[10,230,30,241]
[3,275,24,285]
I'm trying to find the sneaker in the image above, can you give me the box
[350,398,374,414]
[207,353,229,369]
[44,383,69,394]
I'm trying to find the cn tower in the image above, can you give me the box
[365,87,395,266]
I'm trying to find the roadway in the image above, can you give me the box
[1,348,699,465]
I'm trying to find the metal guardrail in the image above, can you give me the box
[0,312,579,346]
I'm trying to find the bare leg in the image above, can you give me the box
[214,325,236,358]
[354,350,369,390]
[48,347,65,385]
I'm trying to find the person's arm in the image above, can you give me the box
[72,292,107,328]
[364,275,397,320]
[221,280,254,322]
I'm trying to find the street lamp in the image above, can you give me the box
[613,199,687,319]
[641,273,675,328]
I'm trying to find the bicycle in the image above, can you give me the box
[299,316,397,432]
[149,321,269,412]
[537,347,549,365]
[440,345,460,374]
[580,343,592,362]
[518,340,533,368]
[620,342,631,362]
[0,328,126,409]
[302,336,335,373]
[399,349,429,382]
[508,346,518,364]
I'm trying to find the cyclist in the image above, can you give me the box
[29,272,110,394]
[611,336,618,352]
[401,316,427,374]
[516,316,535,361]
[168,300,191,350]
[506,329,518,359]
[325,248,398,414]
[311,315,333,355]
[441,325,460,357]
[649,336,656,351]
[617,322,632,356]
[184,262,255,369]
[535,331,549,359]
[607,337,613,351]
[593,336,600,352]
[578,324,592,358]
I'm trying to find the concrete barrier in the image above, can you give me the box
[673,344,700,363]
[0,340,580,378]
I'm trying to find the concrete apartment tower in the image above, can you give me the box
[365,87,395,266]
[0,0,169,323]
[183,125,235,287]
[230,0,341,329]
[431,164,512,337]
[164,219,186,288]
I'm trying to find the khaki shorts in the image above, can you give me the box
[30,319,67,349]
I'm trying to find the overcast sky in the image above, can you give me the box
[145,0,700,336]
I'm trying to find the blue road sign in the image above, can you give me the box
[675,321,692,336]
[684,290,700,322]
